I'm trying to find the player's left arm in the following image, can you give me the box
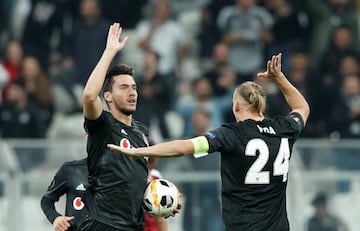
[107,136,210,158]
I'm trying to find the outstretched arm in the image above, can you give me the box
[257,53,310,124]
[107,136,211,158]
[108,140,194,157]
[82,22,128,120]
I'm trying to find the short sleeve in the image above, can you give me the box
[205,125,237,153]
[43,164,68,201]
[84,111,110,137]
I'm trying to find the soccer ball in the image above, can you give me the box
[143,179,179,217]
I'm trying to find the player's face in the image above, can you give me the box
[110,75,138,115]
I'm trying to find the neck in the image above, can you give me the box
[235,111,264,122]
[110,109,132,126]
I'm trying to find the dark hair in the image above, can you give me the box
[103,63,135,93]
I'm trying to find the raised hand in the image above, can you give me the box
[106,22,128,53]
[257,53,284,80]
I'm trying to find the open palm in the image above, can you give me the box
[106,22,128,53]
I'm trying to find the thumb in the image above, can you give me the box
[65,216,75,221]
[257,71,267,78]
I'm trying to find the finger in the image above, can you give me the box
[274,54,279,68]
[117,25,122,38]
[120,36,128,45]
[270,56,276,73]
[256,71,266,78]
[66,216,75,221]
[108,24,113,37]
[58,222,67,231]
[278,53,282,66]
[266,60,270,72]
[113,22,118,35]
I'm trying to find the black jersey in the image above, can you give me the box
[84,111,149,230]
[41,158,88,231]
[204,112,304,231]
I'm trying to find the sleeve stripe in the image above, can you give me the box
[190,136,210,158]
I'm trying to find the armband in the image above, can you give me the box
[190,136,210,158]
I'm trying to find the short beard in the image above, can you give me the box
[119,108,135,116]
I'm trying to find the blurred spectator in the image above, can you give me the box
[0,80,46,171]
[3,40,23,83]
[329,74,360,138]
[0,80,42,138]
[307,193,348,231]
[101,0,146,29]
[265,0,308,73]
[319,25,359,78]
[197,4,221,60]
[136,0,189,76]
[217,0,273,83]
[20,56,53,136]
[287,50,319,137]
[203,42,237,98]
[133,50,173,139]
[182,107,223,231]
[307,0,359,72]
[339,54,360,76]
[175,77,232,137]
[63,0,110,86]
[21,0,74,69]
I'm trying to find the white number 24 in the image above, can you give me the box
[244,138,290,184]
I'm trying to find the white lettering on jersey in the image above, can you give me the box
[257,125,276,134]
[73,197,85,210]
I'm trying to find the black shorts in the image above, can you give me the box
[78,216,143,231]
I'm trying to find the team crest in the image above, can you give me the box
[73,197,85,210]
[119,138,131,149]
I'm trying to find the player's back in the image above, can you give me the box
[217,114,302,231]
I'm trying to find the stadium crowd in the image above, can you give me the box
[0,0,359,141]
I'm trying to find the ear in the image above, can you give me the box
[233,100,240,113]
[104,92,113,103]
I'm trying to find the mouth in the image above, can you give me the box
[127,99,136,105]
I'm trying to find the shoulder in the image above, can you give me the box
[132,119,149,136]
[60,158,87,172]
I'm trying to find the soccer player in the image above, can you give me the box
[80,23,179,231]
[41,158,88,231]
[108,53,310,231]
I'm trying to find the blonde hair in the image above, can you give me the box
[235,81,266,114]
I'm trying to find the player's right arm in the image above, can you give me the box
[82,22,128,120]
[257,53,310,124]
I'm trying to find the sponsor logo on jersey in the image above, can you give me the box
[73,197,85,210]
[120,138,131,149]
[76,183,86,191]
